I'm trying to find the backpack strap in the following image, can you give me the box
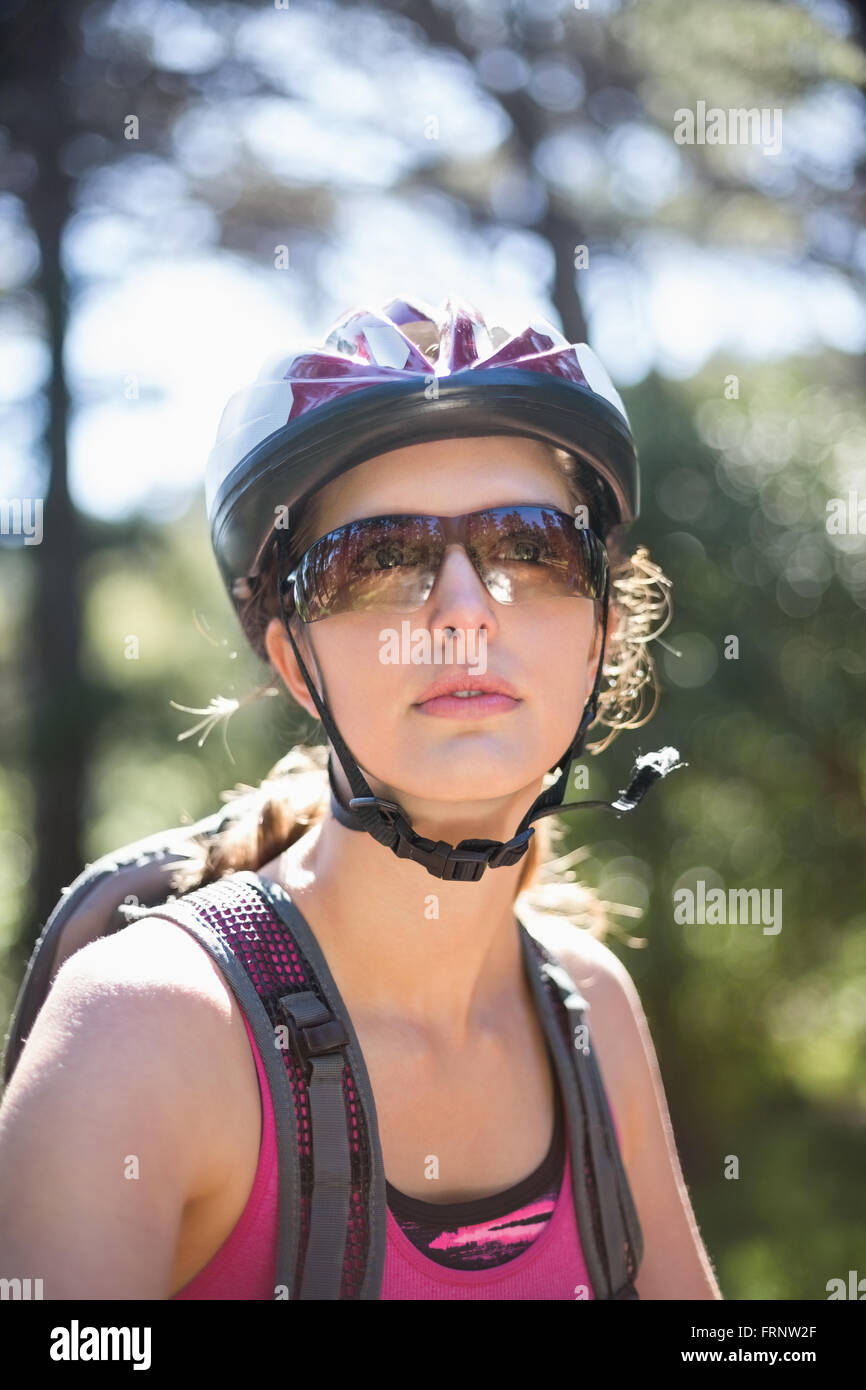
[276,990,351,1297]
[119,869,387,1300]
[259,872,388,1299]
[518,925,643,1299]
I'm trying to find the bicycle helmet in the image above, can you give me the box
[205,294,684,882]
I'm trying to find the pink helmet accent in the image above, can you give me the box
[206,295,630,513]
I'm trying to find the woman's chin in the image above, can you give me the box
[374,777,546,829]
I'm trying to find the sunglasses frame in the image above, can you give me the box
[278,503,609,624]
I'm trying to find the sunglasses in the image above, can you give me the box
[279,504,608,623]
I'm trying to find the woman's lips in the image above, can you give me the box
[413,691,521,719]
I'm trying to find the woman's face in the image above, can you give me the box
[265,434,603,827]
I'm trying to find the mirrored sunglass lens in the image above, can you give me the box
[297,515,441,619]
[469,507,605,602]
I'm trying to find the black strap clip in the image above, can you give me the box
[277,991,349,1083]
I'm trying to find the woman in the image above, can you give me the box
[0,296,721,1299]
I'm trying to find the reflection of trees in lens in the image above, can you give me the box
[474,507,546,560]
[539,510,603,596]
[304,515,440,616]
[475,507,575,598]
[304,532,345,617]
[349,517,437,611]
[509,510,568,594]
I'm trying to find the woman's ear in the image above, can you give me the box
[265,615,320,720]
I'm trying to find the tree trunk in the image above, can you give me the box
[20,3,91,948]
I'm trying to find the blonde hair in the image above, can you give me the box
[170,445,673,945]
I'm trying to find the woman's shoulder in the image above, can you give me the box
[0,913,260,1296]
[58,910,241,1017]
[42,912,260,1183]
[519,908,638,1007]
[46,916,251,1116]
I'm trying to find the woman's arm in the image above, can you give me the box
[0,923,235,1299]
[552,927,723,1300]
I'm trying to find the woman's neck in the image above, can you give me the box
[260,811,532,1052]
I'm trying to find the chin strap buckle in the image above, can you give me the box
[349,796,535,881]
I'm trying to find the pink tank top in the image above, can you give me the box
[172,1013,620,1301]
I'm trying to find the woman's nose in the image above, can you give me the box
[423,543,500,637]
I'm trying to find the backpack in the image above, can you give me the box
[1,798,644,1300]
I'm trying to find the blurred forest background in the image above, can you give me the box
[0,0,864,1300]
